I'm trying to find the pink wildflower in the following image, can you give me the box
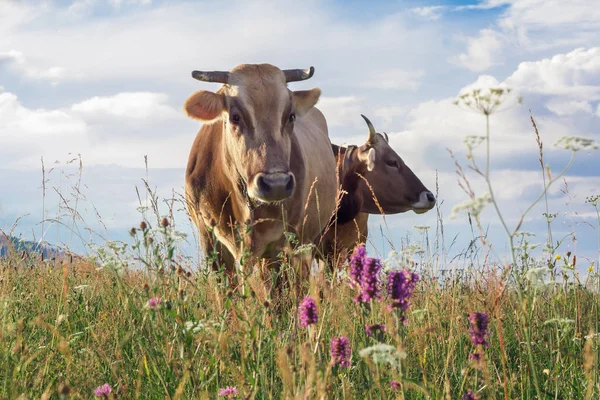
[218,386,238,397]
[330,336,351,367]
[94,383,112,398]
[298,296,318,327]
[147,297,162,309]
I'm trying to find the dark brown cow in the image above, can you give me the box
[319,115,435,265]
[183,64,337,286]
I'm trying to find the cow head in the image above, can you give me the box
[356,115,436,214]
[184,64,321,203]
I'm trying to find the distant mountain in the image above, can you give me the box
[0,233,66,261]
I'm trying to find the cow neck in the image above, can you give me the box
[220,121,258,219]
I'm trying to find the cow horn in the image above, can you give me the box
[383,131,389,143]
[191,70,230,84]
[361,114,377,144]
[282,67,314,82]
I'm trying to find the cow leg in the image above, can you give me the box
[198,223,236,283]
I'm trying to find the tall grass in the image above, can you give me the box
[1,87,599,399]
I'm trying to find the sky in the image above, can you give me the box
[1,0,599,274]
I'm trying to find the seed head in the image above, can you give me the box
[462,391,476,400]
[58,382,71,397]
[365,324,386,337]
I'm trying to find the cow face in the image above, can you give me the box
[357,115,436,214]
[184,64,320,203]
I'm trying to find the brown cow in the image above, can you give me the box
[183,64,337,288]
[319,115,436,266]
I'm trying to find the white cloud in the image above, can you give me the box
[0,1,447,90]
[458,75,511,96]
[545,99,593,116]
[450,1,600,74]
[67,0,152,16]
[0,89,192,169]
[374,105,408,125]
[411,6,445,21]
[505,47,600,100]
[359,68,425,91]
[449,29,503,72]
[0,50,66,84]
[0,91,88,167]
[317,96,363,127]
[597,104,600,117]
[71,92,179,121]
[495,0,600,31]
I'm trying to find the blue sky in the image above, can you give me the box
[1,0,599,273]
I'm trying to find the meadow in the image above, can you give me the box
[1,88,599,399]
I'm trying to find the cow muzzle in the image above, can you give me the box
[251,172,295,202]
[412,191,436,214]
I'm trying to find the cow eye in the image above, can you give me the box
[230,113,241,125]
[288,113,296,123]
[385,159,399,168]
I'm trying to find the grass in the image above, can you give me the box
[1,87,600,399]
[1,233,598,399]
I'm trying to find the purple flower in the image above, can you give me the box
[147,297,163,309]
[94,383,112,398]
[462,391,476,400]
[468,312,489,348]
[218,386,238,397]
[330,336,351,367]
[349,244,367,285]
[356,257,382,303]
[365,324,386,337]
[390,380,401,391]
[298,296,318,327]
[387,270,419,316]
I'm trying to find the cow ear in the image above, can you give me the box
[292,88,321,117]
[358,147,376,172]
[184,90,225,122]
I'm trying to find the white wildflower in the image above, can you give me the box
[184,321,207,334]
[554,136,599,152]
[359,344,406,370]
[584,333,600,340]
[525,266,549,289]
[464,135,486,150]
[449,192,491,220]
[517,242,540,251]
[413,225,430,233]
[383,251,401,271]
[454,81,521,115]
[94,244,129,273]
[515,231,536,238]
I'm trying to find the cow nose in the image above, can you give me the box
[254,172,295,202]
[426,192,436,203]
[412,190,436,213]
